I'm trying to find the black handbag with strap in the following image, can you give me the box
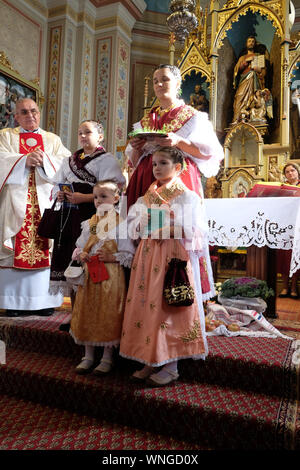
[163,258,195,307]
[37,200,70,240]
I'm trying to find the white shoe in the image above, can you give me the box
[75,357,94,375]
[93,359,113,375]
[147,369,179,386]
[131,366,155,382]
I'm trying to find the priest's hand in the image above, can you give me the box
[25,149,44,168]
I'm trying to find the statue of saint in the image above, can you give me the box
[232,36,270,125]
[189,84,209,113]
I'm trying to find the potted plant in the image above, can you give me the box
[217,277,274,313]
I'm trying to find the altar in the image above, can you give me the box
[205,197,300,317]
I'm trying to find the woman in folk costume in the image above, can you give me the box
[49,120,125,313]
[124,64,224,300]
[120,147,208,386]
[70,180,135,375]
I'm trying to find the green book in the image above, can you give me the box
[143,208,165,237]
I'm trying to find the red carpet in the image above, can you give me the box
[0,394,205,450]
[0,309,299,450]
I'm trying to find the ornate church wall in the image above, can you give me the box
[128,9,177,130]
[0,0,46,83]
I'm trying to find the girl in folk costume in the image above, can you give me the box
[49,120,125,313]
[124,64,223,300]
[70,180,135,375]
[119,147,209,386]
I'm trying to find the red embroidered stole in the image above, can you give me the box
[140,104,197,133]
[14,133,50,269]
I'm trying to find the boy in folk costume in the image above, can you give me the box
[70,180,135,375]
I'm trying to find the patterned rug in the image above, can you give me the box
[0,394,206,451]
[0,308,299,450]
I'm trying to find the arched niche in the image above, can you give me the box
[213,2,284,52]
[211,2,284,138]
[224,121,264,171]
[177,40,211,114]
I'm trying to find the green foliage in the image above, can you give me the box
[220,277,274,301]
[128,125,168,138]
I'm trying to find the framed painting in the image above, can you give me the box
[0,51,42,130]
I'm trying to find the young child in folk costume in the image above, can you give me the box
[124,64,223,301]
[49,120,125,312]
[70,180,135,375]
[119,147,210,386]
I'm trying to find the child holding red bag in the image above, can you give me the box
[70,180,135,375]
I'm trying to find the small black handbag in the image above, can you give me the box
[163,258,195,307]
[37,200,61,239]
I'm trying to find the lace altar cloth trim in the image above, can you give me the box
[205,197,300,276]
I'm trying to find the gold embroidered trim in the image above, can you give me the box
[140,105,197,134]
[14,172,49,267]
[180,321,201,343]
[143,180,186,207]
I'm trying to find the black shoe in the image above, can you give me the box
[5,309,31,317]
[5,309,20,317]
[59,322,70,332]
[33,308,54,316]
[278,290,290,298]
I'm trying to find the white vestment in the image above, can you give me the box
[0,126,70,310]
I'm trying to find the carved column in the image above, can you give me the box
[281,0,291,147]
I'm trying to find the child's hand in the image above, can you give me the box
[57,190,66,202]
[65,192,85,204]
[96,249,115,263]
[79,251,90,263]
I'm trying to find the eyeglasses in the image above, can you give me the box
[19,109,39,116]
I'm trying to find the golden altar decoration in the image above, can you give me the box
[153,0,300,198]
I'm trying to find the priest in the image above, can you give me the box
[0,98,70,317]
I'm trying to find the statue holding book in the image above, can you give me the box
[231,36,270,125]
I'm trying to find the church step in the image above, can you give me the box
[0,316,297,399]
[0,347,299,450]
[0,393,206,451]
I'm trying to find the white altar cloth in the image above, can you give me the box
[204,197,300,276]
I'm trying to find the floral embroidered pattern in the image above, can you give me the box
[14,171,50,269]
[141,105,196,133]
[143,181,185,207]
[180,321,201,343]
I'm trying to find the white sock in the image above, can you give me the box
[84,345,95,361]
[101,346,113,362]
[154,361,178,378]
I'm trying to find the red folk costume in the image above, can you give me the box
[126,103,203,209]
[125,102,224,299]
